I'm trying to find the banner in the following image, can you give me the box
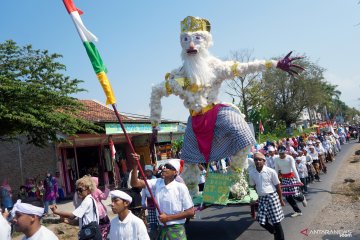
[202,173,233,205]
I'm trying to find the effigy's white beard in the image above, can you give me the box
[182,50,215,86]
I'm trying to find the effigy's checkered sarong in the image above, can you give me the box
[181,105,255,163]
[281,177,301,197]
[256,192,284,224]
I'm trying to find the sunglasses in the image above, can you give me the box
[76,187,87,193]
[163,164,176,171]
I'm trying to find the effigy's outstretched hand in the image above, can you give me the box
[276,51,305,76]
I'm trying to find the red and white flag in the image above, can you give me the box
[259,120,264,134]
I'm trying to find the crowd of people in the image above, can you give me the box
[0,172,62,240]
[0,171,66,213]
[246,127,356,240]
[0,158,194,240]
[0,125,357,240]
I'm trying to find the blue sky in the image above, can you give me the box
[2,0,360,122]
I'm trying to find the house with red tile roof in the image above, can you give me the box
[0,99,185,197]
[56,99,186,194]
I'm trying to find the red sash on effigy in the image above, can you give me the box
[192,104,225,162]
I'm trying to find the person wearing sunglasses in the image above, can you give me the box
[249,152,285,240]
[50,176,101,239]
[131,155,194,240]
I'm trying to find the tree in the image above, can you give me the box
[262,56,326,134]
[0,40,100,147]
[225,49,263,122]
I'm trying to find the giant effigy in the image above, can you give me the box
[150,16,303,197]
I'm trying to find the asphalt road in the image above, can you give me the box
[185,141,358,240]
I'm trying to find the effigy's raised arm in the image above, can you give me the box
[218,51,304,80]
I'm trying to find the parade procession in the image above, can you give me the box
[1,1,360,240]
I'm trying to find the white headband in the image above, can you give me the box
[11,200,44,217]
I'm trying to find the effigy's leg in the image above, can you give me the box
[181,163,201,197]
[228,146,252,199]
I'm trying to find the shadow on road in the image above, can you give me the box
[185,205,255,239]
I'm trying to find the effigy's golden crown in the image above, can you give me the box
[180,16,211,33]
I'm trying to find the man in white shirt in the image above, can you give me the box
[265,146,278,169]
[0,209,11,240]
[295,157,308,194]
[249,152,285,240]
[131,156,195,240]
[108,190,149,240]
[11,200,58,240]
[302,148,315,184]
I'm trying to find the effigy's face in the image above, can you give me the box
[180,32,210,55]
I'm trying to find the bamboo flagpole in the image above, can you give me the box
[60,0,162,215]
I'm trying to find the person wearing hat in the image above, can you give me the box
[141,165,158,239]
[275,145,307,218]
[296,148,304,160]
[308,145,322,182]
[12,200,58,240]
[322,136,334,163]
[295,157,308,194]
[285,141,297,157]
[131,155,194,240]
[315,140,328,173]
[266,146,278,170]
[108,190,149,240]
[301,148,315,184]
[249,152,285,240]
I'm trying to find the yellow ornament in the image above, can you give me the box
[181,16,211,33]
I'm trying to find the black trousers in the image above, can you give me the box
[260,220,285,240]
[285,194,304,213]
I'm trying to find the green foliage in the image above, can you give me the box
[258,125,313,143]
[262,57,327,127]
[0,40,101,147]
[225,50,263,122]
[225,50,360,132]
[171,138,184,156]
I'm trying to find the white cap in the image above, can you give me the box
[267,146,275,152]
[110,190,132,204]
[11,200,44,217]
[144,165,153,171]
[167,159,180,172]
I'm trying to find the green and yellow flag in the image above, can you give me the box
[62,0,116,105]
